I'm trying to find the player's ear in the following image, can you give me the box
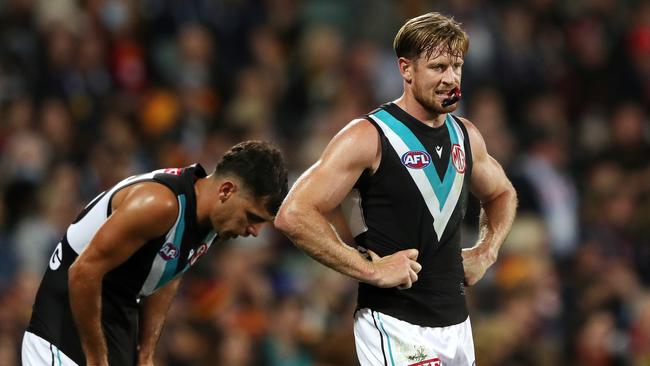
[218,181,237,202]
[398,57,414,84]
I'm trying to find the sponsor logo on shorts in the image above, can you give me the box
[402,150,431,169]
[451,144,465,173]
[408,358,441,366]
[49,242,63,270]
[159,242,179,261]
[406,345,428,363]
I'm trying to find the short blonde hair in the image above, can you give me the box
[393,12,469,60]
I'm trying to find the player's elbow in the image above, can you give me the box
[493,178,517,203]
[68,260,87,286]
[274,201,301,236]
[273,200,304,238]
[68,259,101,288]
[505,180,518,206]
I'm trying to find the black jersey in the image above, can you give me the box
[27,164,218,365]
[343,103,473,327]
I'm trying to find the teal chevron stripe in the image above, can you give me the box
[156,194,186,288]
[373,109,457,207]
[443,113,460,183]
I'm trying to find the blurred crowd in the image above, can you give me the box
[1,0,649,365]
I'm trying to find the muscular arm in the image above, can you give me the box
[137,277,181,366]
[461,118,518,285]
[275,120,421,288]
[68,183,178,365]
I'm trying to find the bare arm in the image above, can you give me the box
[275,120,422,288]
[137,277,181,366]
[68,183,178,365]
[461,118,518,285]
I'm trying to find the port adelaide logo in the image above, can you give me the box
[401,150,431,169]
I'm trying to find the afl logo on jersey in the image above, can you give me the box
[451,144,466,173]
[49,242,63,270]
[401,150,431,169]
[159,243,179,261]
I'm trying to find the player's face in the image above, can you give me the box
[409,51,463,113]
[211,189,272,239]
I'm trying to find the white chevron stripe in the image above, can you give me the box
[435,118,466,235]
[368,114,466,240]
[139,195,184,296]
[369,115,444,239]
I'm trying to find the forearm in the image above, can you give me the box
[68,266,108,365]
[276,204,375,283]
[138,278,180,364]
[475,185,517,261]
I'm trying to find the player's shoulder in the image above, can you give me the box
[453,115,488,158]
[454,115,485,143]
[115,181,179,223]
[330,118,379,147]
[341,117,379,135]
[452,115,481,137]
[321,118,380,166]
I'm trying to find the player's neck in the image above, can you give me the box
[394,94,446,128]
[194,177,213,228]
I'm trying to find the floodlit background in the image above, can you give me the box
[1,0,649,365]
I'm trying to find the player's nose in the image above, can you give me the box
[441,66,456,84]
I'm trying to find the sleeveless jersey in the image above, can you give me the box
[343,103,473,327]
[27,164,218,365]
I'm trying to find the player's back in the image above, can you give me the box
[27,164,216,365]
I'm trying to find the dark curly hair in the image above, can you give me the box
[215,141,288,216]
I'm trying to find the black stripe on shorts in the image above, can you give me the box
[371,310,388,366]
[49,343,55,366]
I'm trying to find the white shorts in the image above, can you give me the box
[22,331,79,366]
[354,309,475,366]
